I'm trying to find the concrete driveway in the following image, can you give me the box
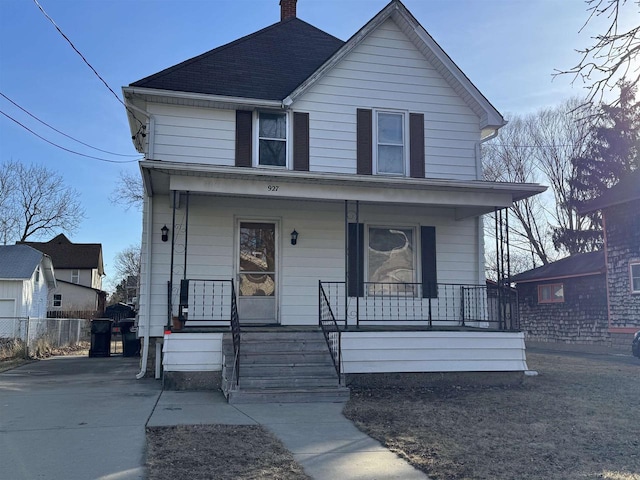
[0,356,161,480]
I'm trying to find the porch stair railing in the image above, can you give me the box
[229,281,240,391]
[318,280,342,384]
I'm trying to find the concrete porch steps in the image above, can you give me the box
[222,330,348,404]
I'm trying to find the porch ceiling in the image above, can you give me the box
[140,161,546,219]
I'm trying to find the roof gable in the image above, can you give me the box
[0,245,45,280]
[19,235,104,274]
[511,250,605,284]
[285,0,504,132]
[130,17,344,101]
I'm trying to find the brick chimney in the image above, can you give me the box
[280,0,297,21]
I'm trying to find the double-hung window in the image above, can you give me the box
[258,112,287,167]
[71,269,80,284]
[631,262,640,293]
[53,294,62,307]
[375,111,405,175]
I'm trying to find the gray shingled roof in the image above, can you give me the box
[19,234,103,274]
[130,17,344,100]
[511,250,605,283]
[0,245,44,279]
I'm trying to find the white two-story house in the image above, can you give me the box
[124,0,545,401]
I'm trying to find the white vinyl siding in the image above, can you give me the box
[148,104,236,165]
[293,18,480,180]
[341,331,528,373]
[139,196,480,335]
[162,332,223,372]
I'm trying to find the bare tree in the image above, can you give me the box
[484,116,553,266]
[0,160,18,245]
[110,170,144,210]
[557,0,640,103]
[483,98,599,267]
[113,244,141,280]
[0,160,84,243]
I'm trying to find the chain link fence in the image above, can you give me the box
[0,316,90,360]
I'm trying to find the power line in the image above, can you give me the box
[0,92,139,157]
[32,0,144,128]
[0,110,141,164]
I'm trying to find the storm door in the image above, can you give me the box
[237,221,278,324]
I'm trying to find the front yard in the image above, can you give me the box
[344,352,640,480]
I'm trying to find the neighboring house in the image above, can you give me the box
[512,251,609,345]
[0,245,56,329]
[20,234,106,315]
[580,170,640,347]
[123,0,545,397]
[513,170,640,348]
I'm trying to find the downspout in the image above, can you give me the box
[136,194,153,379]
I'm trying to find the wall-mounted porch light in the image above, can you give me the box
[161,225,169,242]
[290,229,299,246]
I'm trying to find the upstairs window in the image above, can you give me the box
[376,111,405,175]
[631,263,640,293]
[538,283,564,303]
[258,112,287,167]
[71,269,80,284]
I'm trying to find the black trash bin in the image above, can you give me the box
[89,318,113,357]
[119,319,141,357]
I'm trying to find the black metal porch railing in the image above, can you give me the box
[319,281,518,330]
[319,281,342,382]
[177,279,235,325]
[229,280,240,389]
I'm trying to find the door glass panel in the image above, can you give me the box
[239,222,276,297]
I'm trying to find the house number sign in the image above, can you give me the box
[267,185,279,192]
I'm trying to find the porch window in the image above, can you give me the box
[258,112,287,167]
[53,294,62,307]
[367,227,416,295]
[538,283,564,303]
[375,111,405,175]
[71,269,79,284]
[631,262,640,293]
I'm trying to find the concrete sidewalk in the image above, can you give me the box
[150,390,429,479]
[0,356,161,480]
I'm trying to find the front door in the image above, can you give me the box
[237,221,278,324]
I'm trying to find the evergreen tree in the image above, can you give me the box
[553,82,640,253]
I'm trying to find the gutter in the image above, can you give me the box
[136,194,153,380]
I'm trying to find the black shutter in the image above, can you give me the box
[293,112,310,171]
[421,226,437,298]
[348,223,364,297]
[235,110,252,167]
[356,109,372,175]
[409,113,425,178]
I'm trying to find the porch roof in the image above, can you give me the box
[140,160,546,219]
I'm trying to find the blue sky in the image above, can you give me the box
[0,0,614,290]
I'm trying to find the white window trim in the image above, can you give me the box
[365,224,419,296]
[630,261,640,294]
[373,109,409,177]
[253,110,290,169]
[71,269,80,284]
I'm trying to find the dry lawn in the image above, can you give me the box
[344,352,640,480]
[146,424,310,480]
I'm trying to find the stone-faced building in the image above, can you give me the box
[512,251,609,345]
[513,170,640,348]
[580,170,640,347]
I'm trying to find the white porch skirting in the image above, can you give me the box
[340,331,528,373]
[162,332,223,372]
